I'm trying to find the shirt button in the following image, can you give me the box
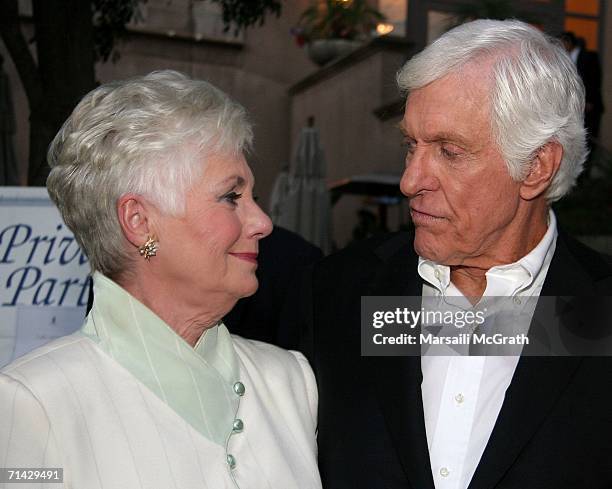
[440,467,450,477]
[455,393,464,404]
[233,418,244,433]
[233,381,245,396]
[227,454,236,469]
[434,269,441,280]
[513,296,522,305]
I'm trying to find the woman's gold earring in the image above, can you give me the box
[139,235,158,261]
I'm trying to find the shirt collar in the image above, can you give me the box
[418,259,451,292]
[495,209,557,286]
[418,209,558,296]
[80,272,241,447]
[570,46,580,64]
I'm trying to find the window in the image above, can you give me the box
[378,0,408,37]
[564,0,601,50]
[128,0,243,44]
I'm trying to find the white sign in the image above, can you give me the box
[0,187,90,367]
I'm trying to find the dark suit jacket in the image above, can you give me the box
[302,231,612,489]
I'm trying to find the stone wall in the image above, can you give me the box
[290,37,413,247]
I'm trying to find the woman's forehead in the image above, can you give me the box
[195,153,254,190]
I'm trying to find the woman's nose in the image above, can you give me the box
[249,202,273,239]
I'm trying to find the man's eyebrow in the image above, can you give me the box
[396,123,472,148]
[396,122,410,136]
[429,132,472,147]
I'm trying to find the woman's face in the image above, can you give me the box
[152,152,272,309]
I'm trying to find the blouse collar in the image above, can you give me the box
[80,272,241,447]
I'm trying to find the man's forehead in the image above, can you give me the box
[400,72,493,145]
[406,57,495,101]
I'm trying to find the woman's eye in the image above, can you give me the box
[223,192,242,206]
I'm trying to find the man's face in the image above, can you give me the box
[399,66,524,267]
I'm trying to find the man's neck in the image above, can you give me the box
[449,206,550,301]
[449,266,488,302]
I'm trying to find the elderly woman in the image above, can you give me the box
[0,71,321,489]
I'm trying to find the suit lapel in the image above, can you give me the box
[468,232,594,489]
[365,235,436,489]
[371,355,435,489]
[467,356,582,489]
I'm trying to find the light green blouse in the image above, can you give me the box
[81,272,242,448]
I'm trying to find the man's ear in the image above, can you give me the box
[117,194,156,249]
[519,141,563,201]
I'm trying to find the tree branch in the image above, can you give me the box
[0,0,42,105]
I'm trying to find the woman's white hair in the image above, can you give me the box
[397,19,587,202]
[47,70,252,277]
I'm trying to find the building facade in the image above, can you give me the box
[2,0,610,248]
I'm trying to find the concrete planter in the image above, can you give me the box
[306,39,362,66]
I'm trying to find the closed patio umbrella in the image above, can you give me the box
[269,123,331,254]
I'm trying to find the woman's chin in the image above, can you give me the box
[235,276,259,299]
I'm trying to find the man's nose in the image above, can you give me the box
[399,147,439,197]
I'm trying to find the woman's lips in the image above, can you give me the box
[410,208,445,225]
[229,252,258,264]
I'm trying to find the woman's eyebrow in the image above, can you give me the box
[218,175,246,188]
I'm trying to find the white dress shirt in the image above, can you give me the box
[419,210,558,489]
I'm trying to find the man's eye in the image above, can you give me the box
[402,138,416,153]
[440,145,460,160]
[223,192,242,205]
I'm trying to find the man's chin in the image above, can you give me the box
[413,235,451,264]
[414,233,436,259]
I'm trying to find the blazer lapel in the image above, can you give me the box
[365,234,436,489]
[371,355,435,489]
[466,356,582,489]
[468,232,595,489]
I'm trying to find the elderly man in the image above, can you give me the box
[302,20,612,489]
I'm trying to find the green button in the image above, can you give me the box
[233,381,245,396]
[233,418,244,433]
[227,454,236,469]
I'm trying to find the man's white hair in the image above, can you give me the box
[397,19,587,202]
[47,70,252,277]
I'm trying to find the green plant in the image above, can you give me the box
[208,0,282,35]
[292,0,384,45]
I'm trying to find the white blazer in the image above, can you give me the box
[0,333,322,489]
